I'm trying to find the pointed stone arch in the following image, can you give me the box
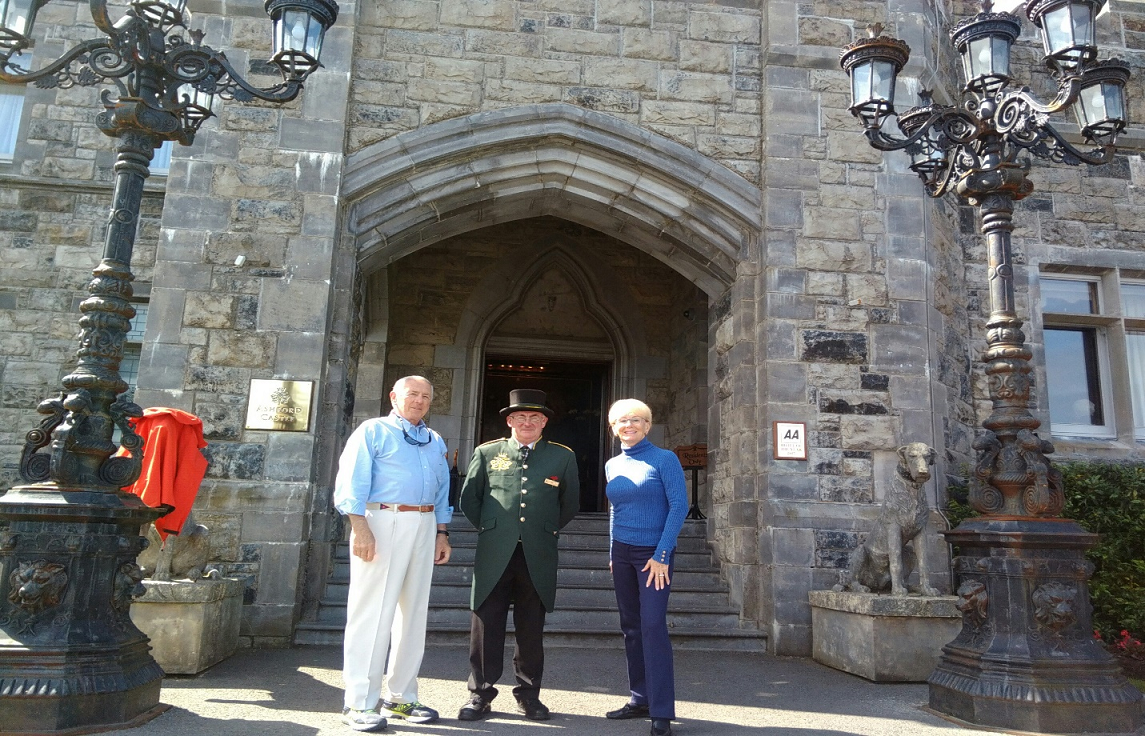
[449,237,649,449]
[343,103,761,298]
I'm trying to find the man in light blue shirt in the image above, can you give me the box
[334,375,452,731]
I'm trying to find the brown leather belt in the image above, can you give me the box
[366,502,434,513]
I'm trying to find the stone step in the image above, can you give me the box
[295,514,763,652]
[435,533,713,555]
[331,547,716,573]
[320,581,735,610]
[293,622,768,652]
[314,600,745,631]
[406,564,725,587]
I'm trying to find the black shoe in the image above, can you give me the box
[458,694,492,721]
[606,702,650,720]
[516,697,551,721]
[651,718,673,736]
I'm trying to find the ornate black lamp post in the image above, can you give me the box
[841,1,1142,733]
[0,0,335,731]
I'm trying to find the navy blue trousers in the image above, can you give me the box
[611,540,675,719]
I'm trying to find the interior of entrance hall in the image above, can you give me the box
[352,217,710,506]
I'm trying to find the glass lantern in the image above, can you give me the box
[1074,59,1129,143]
[265,0,339,81]
[0,0,43,54]
[899,97,952,185]
[1026,0,1104,75]
[176,81,214,133]
[131,0,189,31]
[839,30,910,130]
[950,10,1022,96]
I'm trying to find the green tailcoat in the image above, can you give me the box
[460,437,580,612]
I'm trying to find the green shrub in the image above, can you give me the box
[945,461,1145,639]
[1060,462,1145,639]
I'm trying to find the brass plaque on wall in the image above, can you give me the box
[245,379,314,432]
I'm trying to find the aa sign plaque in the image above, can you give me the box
[773,421,807,460]
[245,379,314,432]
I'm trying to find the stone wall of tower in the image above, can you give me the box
[3,0,1145,654]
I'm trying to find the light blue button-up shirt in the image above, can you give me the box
[333,411,453,525]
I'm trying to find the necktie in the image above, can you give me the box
[519,446,529,463]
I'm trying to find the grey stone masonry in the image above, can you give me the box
[2,0,1145,658]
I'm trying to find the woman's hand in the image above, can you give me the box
[642,559,670,590]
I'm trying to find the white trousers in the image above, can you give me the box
[343,508,437,709]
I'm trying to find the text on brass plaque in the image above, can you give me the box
[245,379,314,432]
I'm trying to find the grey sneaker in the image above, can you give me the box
[342,707,388,732]
[382,700,439,724]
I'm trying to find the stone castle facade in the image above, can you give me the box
[1,0,1143,653]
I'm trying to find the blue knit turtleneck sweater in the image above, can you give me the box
[605,437,688,561]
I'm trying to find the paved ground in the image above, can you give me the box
[102,643,1142,736]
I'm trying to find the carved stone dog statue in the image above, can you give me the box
[835,442,940,596]
[137,512,213,582]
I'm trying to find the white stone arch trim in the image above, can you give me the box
[343,103,762,298]
[448,238,648,454]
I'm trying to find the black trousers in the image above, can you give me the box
[468,543,547,701]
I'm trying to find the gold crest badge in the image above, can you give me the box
[489,452,513,471]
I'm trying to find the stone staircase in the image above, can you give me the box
[294,513,766,651]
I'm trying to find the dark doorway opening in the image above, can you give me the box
[480,357,610,512]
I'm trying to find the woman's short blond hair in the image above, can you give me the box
[608,398,652,425]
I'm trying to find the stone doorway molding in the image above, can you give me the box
[342,102,762,298]
[341,102,763,452]
[453,240,638,457]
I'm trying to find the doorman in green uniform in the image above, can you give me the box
[457,389,579,722]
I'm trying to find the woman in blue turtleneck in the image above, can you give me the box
[602,399,688,736]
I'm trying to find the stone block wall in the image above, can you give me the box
[0,0,359,644]
[131,0,356,644]
[0,0,164,491]
[3,0,1145,656]
[349,0,764,183]
[739,0,972,654]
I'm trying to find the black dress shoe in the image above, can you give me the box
[457,694,492,721]
[651,718,673,736]
[516,697,551,721]
[606,702,650,720]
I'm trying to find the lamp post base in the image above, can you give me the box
[0,484,164,734]
[928,517,1143,734]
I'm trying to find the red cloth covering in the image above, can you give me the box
[121,408,209,540]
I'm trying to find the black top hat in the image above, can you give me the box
[500,389,554,418]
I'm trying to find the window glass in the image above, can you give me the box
[1041,278,1099,314]
[126,304,149,342]
[0,87,24,158]
[1129,332,1145,438]
[115,305,149,432]
[1045,327,1107,428]
[1122,282,1145,319]
[119,345,141,404]
[151,141,173,174]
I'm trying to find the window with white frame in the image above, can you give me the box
[0,85,24,159]
[1040,272,1145,441]
[1123,282,1145,440]
[1,53,30,160]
